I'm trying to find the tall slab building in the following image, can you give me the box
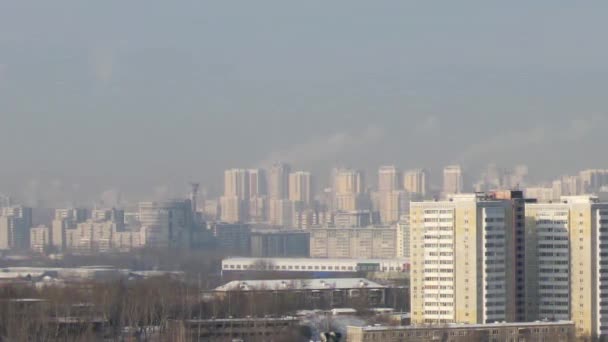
[525,196,608,340]
[410,193,520,325]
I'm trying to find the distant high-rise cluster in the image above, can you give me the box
[206,164,608,231]
[523,168,608,202]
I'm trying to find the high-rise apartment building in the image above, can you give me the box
[474,163,528,192]
[268,163,291,225]
[334,168,365,195]
[333,168,366,211]
[248,196,267,223]
[378,190,406,224]
[65,219,142,252]
[268,163,290,200]
[288,171,312,205]
[55,208,89,222]
[404,169,429,197]
[138,200,194,247]
[91,208,125,228]
[491,190,531,322]
[377,166,404,224]
[0,206,33,250]
[223,169,250,200]
[221,169,250,223]
[525,196,608,339]
[248,168,267,198]
[443,165,464,195]
[552,175,581,197]
[51,219,70,252]
[51,208,89,252]
[579,169,608,194]
[410,193,516,325]
[378,165,400,193]
[396,215,410,259]
[30,225,49,253]
[268,199,295,227]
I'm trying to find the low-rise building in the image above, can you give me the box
[250,229,309,258]
[310,226,396,259]
[346,321,575,342]
[222,257,409,275]
[213,223,251,255]
[213,278,387,308]
[167,317,300,342]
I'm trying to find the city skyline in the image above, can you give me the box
[5,162,608,207]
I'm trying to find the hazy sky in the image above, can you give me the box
[1,1,608,205]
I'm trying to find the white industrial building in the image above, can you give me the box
[221,257,409,274]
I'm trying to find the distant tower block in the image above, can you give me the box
[189,182,200,213]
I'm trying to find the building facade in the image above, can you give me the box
[346,321,575,342]
[396,215,410,259]
[525,196,608,340]
[250,230,310,258]
[0,206,33,250]
[404,169,428,197]
[213,223,251,256]
[334,168,366,211]
[138,200,193,247]
[310,226,396,259]
[288,171,312,205]
[167,317,299,342]
[268,162,290,200]
[443,165,464,195]
[30,225,49,253]
[410,193,516,324]
[221,257,410,275]
[65,220,141,252]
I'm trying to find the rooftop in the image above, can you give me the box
[215,278,385,291]
[355,320,575,332]
[181,316,298,323]
[223,257,409,264]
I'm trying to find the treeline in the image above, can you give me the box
[0,274,407,340]
[0,277,195,341]
[0,277,331,340]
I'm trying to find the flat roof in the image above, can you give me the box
[223,257,409,264]
[251,229,309,234]
[354,321,575,332]
[215,278,385,291]
[181,316,298,323]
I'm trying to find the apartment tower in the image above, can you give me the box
[410,193,516,325]
[525,196,608,339]
[443,165,464,195]
[404,169,429,197]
